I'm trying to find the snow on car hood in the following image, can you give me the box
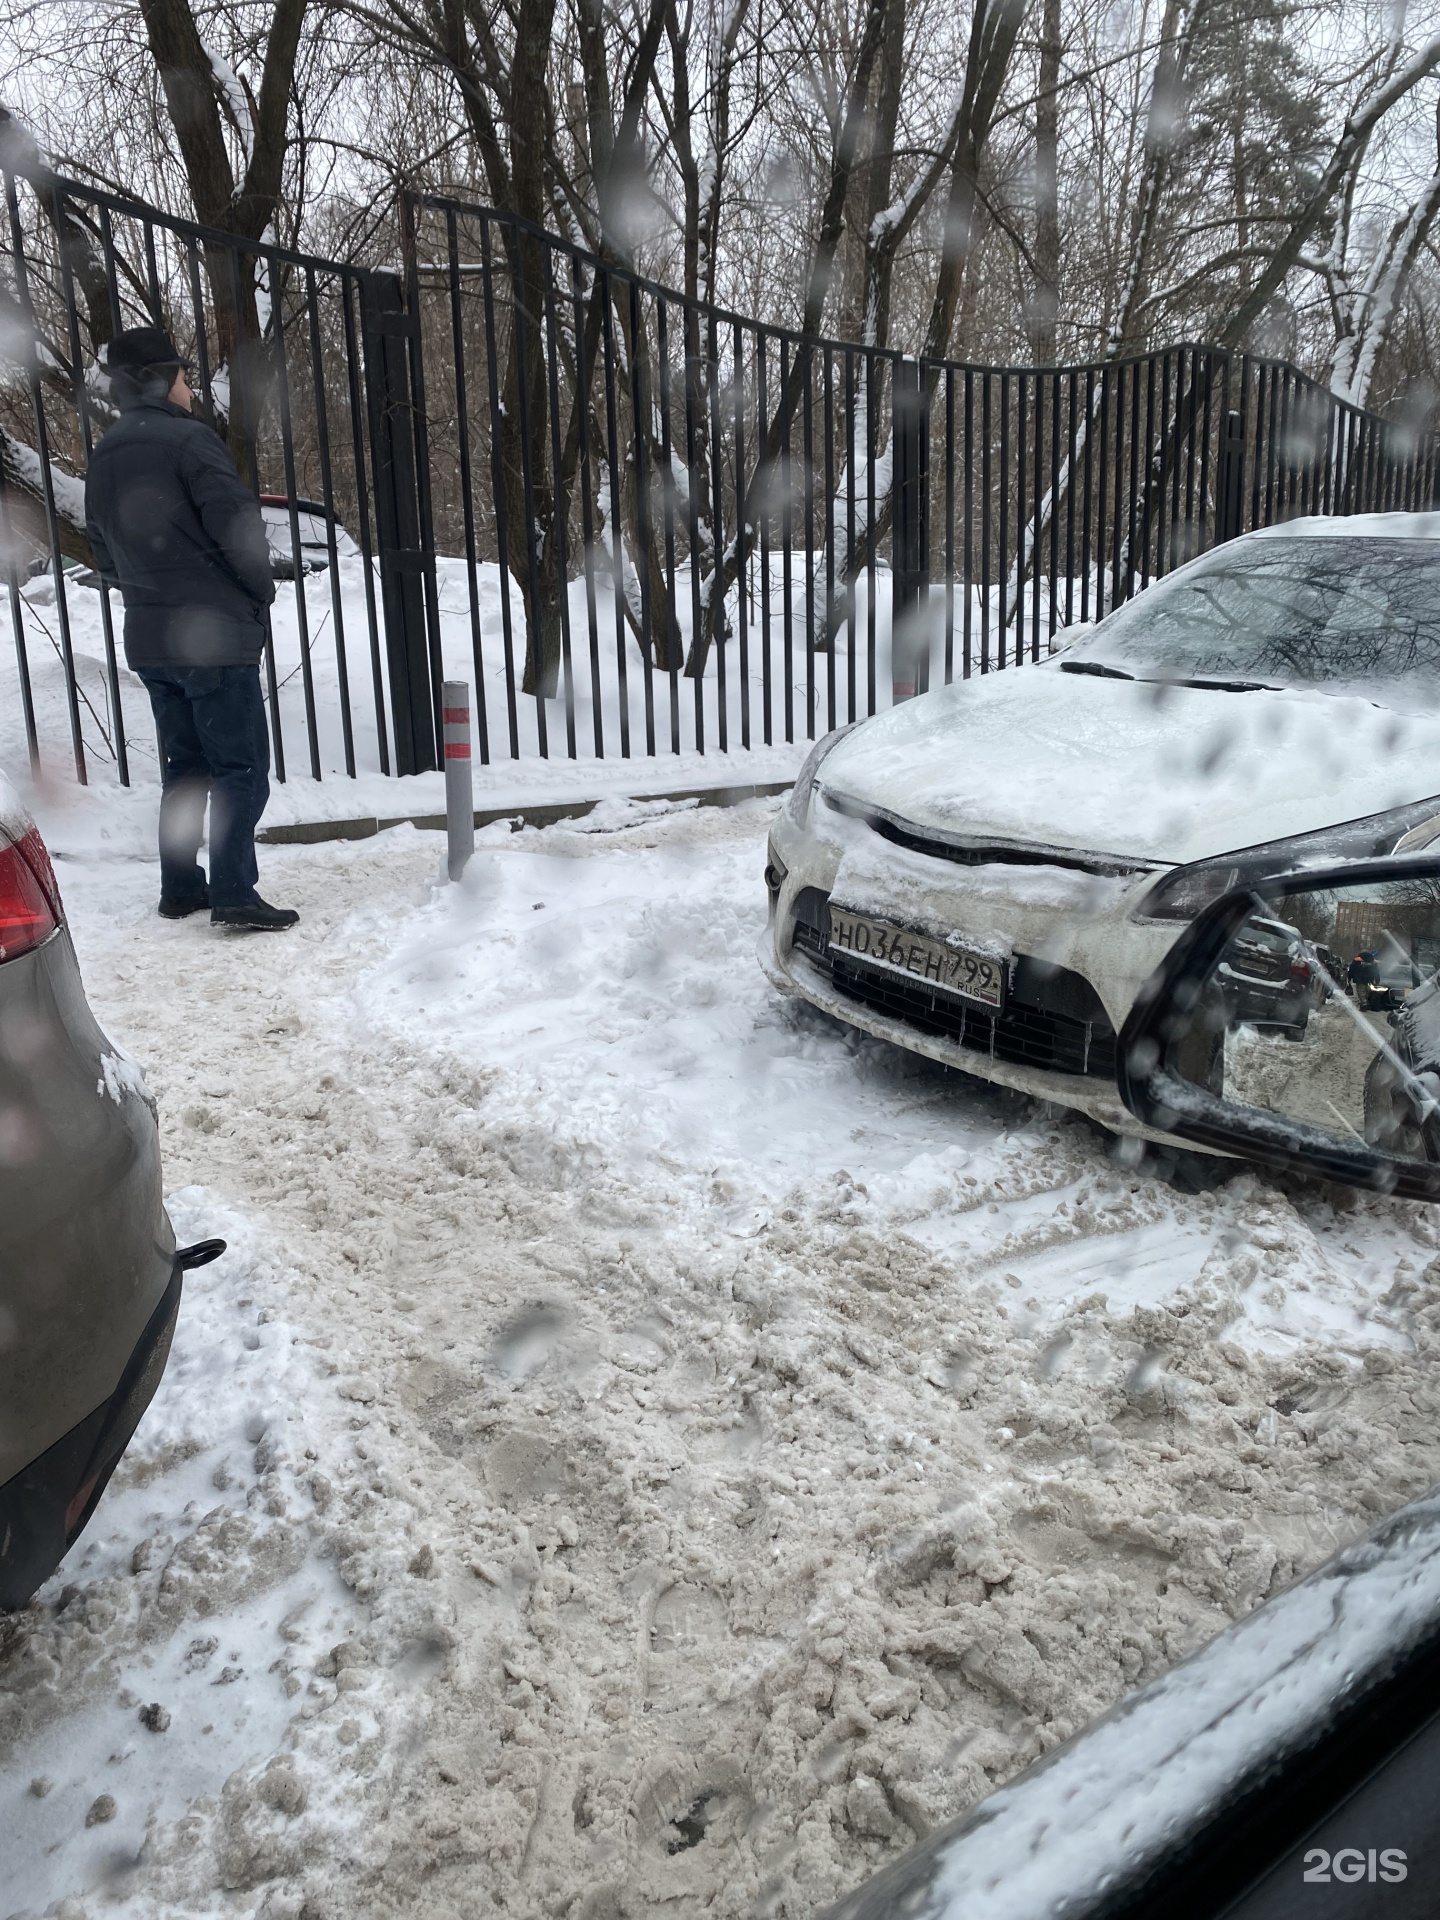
[819,665,1440,866]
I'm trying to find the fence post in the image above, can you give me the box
[892,357,928,701]
[359,268,437,776]
[443,679,475,880]
[1217,409,1246,544]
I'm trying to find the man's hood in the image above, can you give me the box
[819,665,1440,866]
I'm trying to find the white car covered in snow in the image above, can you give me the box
[762,512,1440,1140]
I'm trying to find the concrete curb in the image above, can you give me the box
[257,779,794,847]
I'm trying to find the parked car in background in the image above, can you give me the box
[258,494,359,577]
[0,773,220,1608]
[763,513,1440,1142]
[1216,915,1323,1035]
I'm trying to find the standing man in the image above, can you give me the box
[84,326,298,930]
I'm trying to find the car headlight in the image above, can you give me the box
[787,724,856,826]
[1135,795,1440,921]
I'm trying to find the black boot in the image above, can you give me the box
[158,888,209,919]
[211,897,300,931]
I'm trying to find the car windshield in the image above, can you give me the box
[1068,537,1440,696]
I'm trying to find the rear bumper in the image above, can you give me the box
[0,1259,183,1611]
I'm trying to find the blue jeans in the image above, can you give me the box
[138,665,270,909]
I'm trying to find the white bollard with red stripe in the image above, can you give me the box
[442,680,475,881]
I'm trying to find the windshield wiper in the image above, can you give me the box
[1060,659,1134,680]
[1169,676,1278,693]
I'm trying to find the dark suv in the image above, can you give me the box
[1217,915,1323,1036]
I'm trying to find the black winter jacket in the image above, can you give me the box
[84,398,276,669]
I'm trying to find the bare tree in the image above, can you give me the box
[136,0,309,463]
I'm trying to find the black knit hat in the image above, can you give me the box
[105,326,192,375]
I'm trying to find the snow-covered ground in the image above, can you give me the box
[6,787,1440,1919]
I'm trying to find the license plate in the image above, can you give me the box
[827,906,1005,1009]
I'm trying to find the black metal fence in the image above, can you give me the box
[3,162,1438,791]
[0,163,438,785]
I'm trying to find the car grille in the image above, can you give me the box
[789,887,1118,1081]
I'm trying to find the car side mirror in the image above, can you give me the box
[1117,853,1440,1199]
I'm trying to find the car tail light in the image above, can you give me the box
[1290,959,1313,983]
[0,826,61,962]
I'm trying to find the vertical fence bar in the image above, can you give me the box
[657,298,682,755]
[1187,349,1205,553]
[1029,370,1042,660]
[4,174,86,781]
[706,306,729,751]
[981,372,993,671]
[303,266,357,778]
[358,262,433,778]
[892,356,925,702]
[1081,367,1095,624]
[735,319,753,749]
[478,221,521,759]
[572,254,606,759]
[1034,370,1047,659]
[998,372,1010,666]
[1124,359,1141,602]
[1108,365,1123,611]
[444,209,490,768]
[599,270,630,758]
[50,179,131,785]
[846,348,859,717]
[1264,363,1281,524]
[1015,372,1028,667]
[801,345,816,737]
[865,349,877,711]
[1048,369,1061,647]
[962,366,974,677]
[822,347,836,734]
[944,367,955,682]
[544,252,578,759]
[269,262,323,780]
[1064,368,1077,631]
[626,278,656,758]
[339,273,389,774]
[757,331,773,745]
[1148,351,1167,584]
[508,224,550,760]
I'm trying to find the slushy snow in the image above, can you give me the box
[5,788,1440,1918]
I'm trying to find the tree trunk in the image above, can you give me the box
[1030,0,1062,366]
[1107,0,1207,358]
[920,0,1026,364]
[137,0,307,470]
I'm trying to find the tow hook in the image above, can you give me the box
[175,1239,227,1271]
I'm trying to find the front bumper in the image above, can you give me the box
[763,793,1196,1144]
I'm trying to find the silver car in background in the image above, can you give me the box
[0,774,218,1609]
